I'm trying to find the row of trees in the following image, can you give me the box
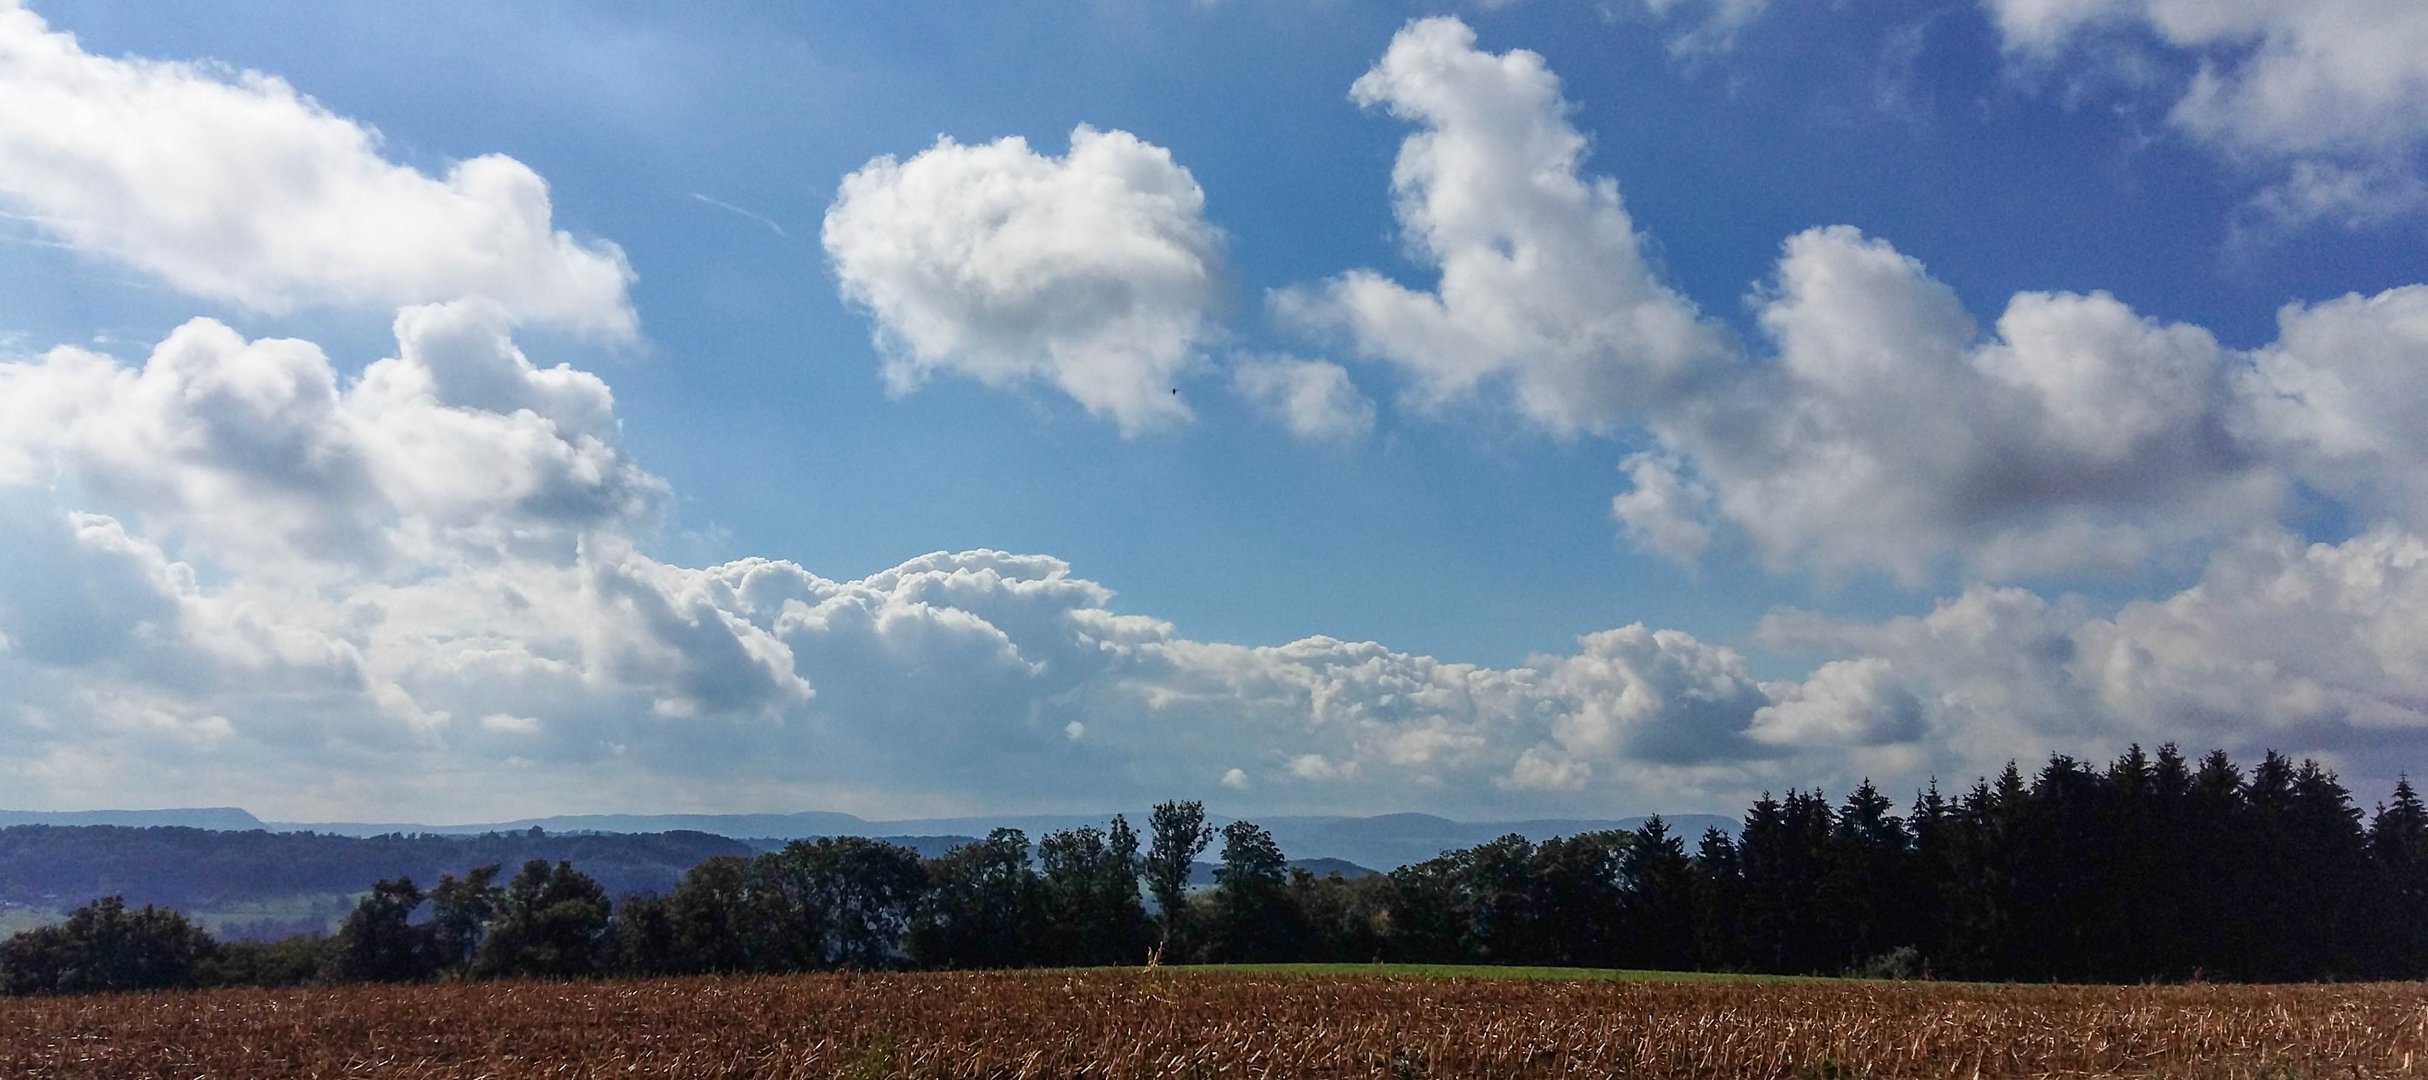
[5,747,2423,993]
[1379,747,2427,982]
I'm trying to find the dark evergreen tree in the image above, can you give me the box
[2371,777,2428,977]
[2238,751,2303,980]
[1905,782,1957,974]
[1739,790,1833,973]
[2018,755,2106,980]
[1617,816,1694,972]
[2285,758,2368,977]
[1734,793,1791,972]
[2184,749,2248,979]
[2139,744,2201,978]
[1688,827,1742,972]
[1817,782,1914,973]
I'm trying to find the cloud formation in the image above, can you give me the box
[1231,356,1375,441]
[0,2,635,336]
[0,299,661,577]
[1275,17,1730,436]
[1611,0,1771,56]
[1631,225,2280,582]
[1762,527,2428,782]
[1618,228,2428,582]
[823,125,1223,435]
[6,6,2428,830]
[1987,0,2428,224]
[0,305,1890,818]
[5,307,2427,820]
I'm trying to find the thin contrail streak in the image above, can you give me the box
[689,192,791,238]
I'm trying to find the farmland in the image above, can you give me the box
[1,968,2420,1078]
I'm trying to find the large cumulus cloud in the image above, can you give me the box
[0,2,634,336]
[0,300,660,576]
[1626,226,2280,582]
[0,306,1904,819]
[1274,17,1732,436]
[7,308,2428,820]
[1622,228,2428,582]
[822,125,1223,435]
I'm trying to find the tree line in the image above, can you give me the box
[4,745,2423,994]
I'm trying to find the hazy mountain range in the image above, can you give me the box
[0,808,1736,873]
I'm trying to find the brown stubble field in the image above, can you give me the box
[0,969,2421,1078]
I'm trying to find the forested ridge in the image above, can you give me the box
[0,826,757,915]
[4,745,2422,994]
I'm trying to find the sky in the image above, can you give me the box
[2,0,2426,824]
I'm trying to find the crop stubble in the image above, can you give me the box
[0,970,2421,1078]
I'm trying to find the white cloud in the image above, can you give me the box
[1764,527,2428,788]
[1750,658,1924,749]
[1991,0,2428,158]
[2243,284,2428,524]
[1608,0,1771,56]
[822,125,1223,435]
[481,713,542,735]
[0,3,634,336]
[1527,624,1768,774]
[10,7,2428,823]
[1987,0,2428,225]
[1624,226,2279,581]
[1611,450,1713,564]
[0,299,661,577]
[2242,161,2428,233]
[0,312,1817,820]
[1276,20,2428,587]
[1275,17,1730,436]
[1231,355,1375,441]
[8,311,2428,819]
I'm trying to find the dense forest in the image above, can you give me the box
[4,745,2422,994]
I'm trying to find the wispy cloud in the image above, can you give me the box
[688,192,791,239]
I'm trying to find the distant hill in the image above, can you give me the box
[1184,857,1377,887]
[1254,813,1739,871]
[276,810,873,840]
[3,805,1742,876]
[0,808,267,831]
[0,825,752,938]
[249,810,1738,870]
[735,835,979,859]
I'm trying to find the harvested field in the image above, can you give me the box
[1,969,2422,1078]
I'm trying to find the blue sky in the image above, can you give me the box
[2,0,2426,823]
